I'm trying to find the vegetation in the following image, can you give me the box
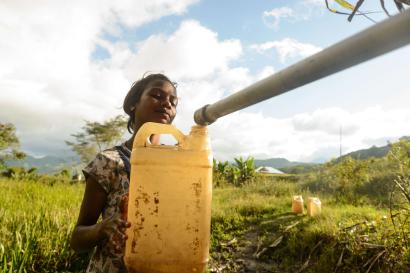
[1,139,409,272]
[213,157,256,187]
[211,139,410,272]
[0,179,88,273]
[65,115,127,163]
[325,0,409,23]
[0,165,77,186]
[0,123,25,170]
[6,154,82,175]
[210,180,403,273]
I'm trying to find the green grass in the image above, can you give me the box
[0,178,88,273]
[210,179,408,272]
[1,177,409,273]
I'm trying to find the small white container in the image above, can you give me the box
[292,195,304,214]
[307,197,321,217]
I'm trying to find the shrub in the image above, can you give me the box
[1,166,40,181]
[213,157,256,187]
[212,159,230,188]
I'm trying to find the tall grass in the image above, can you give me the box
[0,178,88,273]
[210,177,409,273]
[1,173,409,272]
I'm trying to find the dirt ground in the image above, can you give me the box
[209,214,304,273]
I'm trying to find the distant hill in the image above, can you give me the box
[253,136,410,173]
[6,136,409,174]
[340,145,390,161]
[338,136,409,161]
[6,154,82,174]
[254,158,320,174]
[254,158,310,169]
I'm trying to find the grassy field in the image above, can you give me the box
[209,177,406,272]
[0,176,408,273]
[0,179,88,273]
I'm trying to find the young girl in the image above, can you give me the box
[70,73,178,273]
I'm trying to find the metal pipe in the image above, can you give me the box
[194,9,410,125]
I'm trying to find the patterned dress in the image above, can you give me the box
[82,143,131,273]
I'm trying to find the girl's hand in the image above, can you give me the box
[97,213,131,253]
[120,194,128,221]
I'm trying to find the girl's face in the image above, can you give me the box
[133,79,177,130]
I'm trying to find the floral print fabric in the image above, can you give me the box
[82,144,130,273]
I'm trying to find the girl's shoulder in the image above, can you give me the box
[98,147,123,164]
[83,146,128,193]
[89,146,129,169]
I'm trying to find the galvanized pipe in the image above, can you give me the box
[194,9,410,125]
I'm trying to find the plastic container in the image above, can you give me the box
[307,197,321,217]
[124,122,213,273]
[292,195,304,214]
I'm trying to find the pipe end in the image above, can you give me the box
[194,104,217,125]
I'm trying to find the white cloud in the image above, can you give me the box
[123,20,242,80]
[0,0,258,157]
[209,106,410,162]
[292,108,360,135]
[0,0,199,155]
[250,38,322,63]
[263,7,294,30]
[262,2,325,30]
[1,1,408,164]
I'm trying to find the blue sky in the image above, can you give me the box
[1,0,409,162]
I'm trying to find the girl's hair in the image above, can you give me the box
[123,73,177,134]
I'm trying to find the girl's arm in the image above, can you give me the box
[70,176,129,253]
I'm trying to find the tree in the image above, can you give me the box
[233,157,256,186]
[212,157,256,187]
[66,115,127,163]
[325,0,409,22]
[334,156,369,194]
[213,159,230,187]
[0,123,26,169]
[387,138,410,204]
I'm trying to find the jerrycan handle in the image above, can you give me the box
[133,122,186,148]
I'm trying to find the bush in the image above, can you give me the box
[212,160,230,188]
[1,166,39,181]
[0,166,73,186]
[358,173,396,206]
[301,157,370,205]
[213,157,256,187]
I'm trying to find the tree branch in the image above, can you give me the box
[395,0,405,12]
[380,0,392,16]
[348,0,365,21]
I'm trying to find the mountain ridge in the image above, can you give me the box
[6,136,409,174]
[6,154,82,174]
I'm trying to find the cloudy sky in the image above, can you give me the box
[1,0,409,162]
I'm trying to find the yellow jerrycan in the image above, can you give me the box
[124,122,213,273]
[307,197,321,217]
[291,195,304,214]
